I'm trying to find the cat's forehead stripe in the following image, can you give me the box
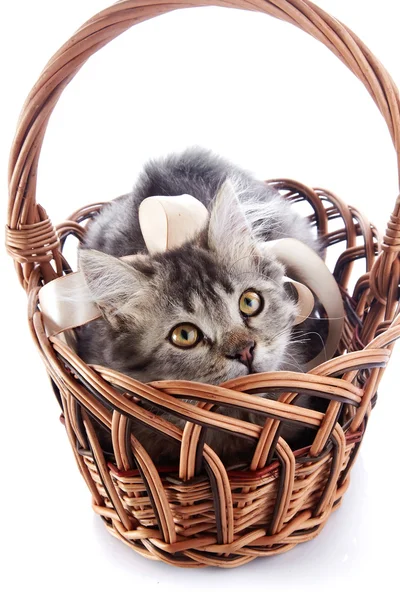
[156,246,234,307]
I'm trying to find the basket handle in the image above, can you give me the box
[6,0,400,299]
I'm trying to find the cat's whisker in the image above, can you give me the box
[296,315,343,321]
[285,338,310,346]
[268,326,293,344]
[282,351,305,373]
[289,331,315,340]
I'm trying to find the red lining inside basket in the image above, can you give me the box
[104,427,363,482]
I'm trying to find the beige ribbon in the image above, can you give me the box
[261,238,344,369]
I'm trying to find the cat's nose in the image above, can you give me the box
[227,342,256,369]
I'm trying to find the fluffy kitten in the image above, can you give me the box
[77,148,323,464]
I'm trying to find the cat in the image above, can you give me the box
[77,148,325,465]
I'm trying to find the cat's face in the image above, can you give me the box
[79,183,300,383]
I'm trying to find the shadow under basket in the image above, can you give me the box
[6,1,400,568]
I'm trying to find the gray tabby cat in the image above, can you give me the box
[78,148,324,464]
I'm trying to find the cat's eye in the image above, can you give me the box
[170,323,201,348]
[239,290,263,317]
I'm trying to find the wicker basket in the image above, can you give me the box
[6,0,400,568]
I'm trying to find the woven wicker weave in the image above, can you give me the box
[6,1,400,568]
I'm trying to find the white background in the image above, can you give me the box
[1,1,399,597]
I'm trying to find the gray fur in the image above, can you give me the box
[77,148,323,464]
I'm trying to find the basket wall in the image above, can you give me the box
[5,0,400,568]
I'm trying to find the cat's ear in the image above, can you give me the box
[208,179,255,263]
[79,249,154,327]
